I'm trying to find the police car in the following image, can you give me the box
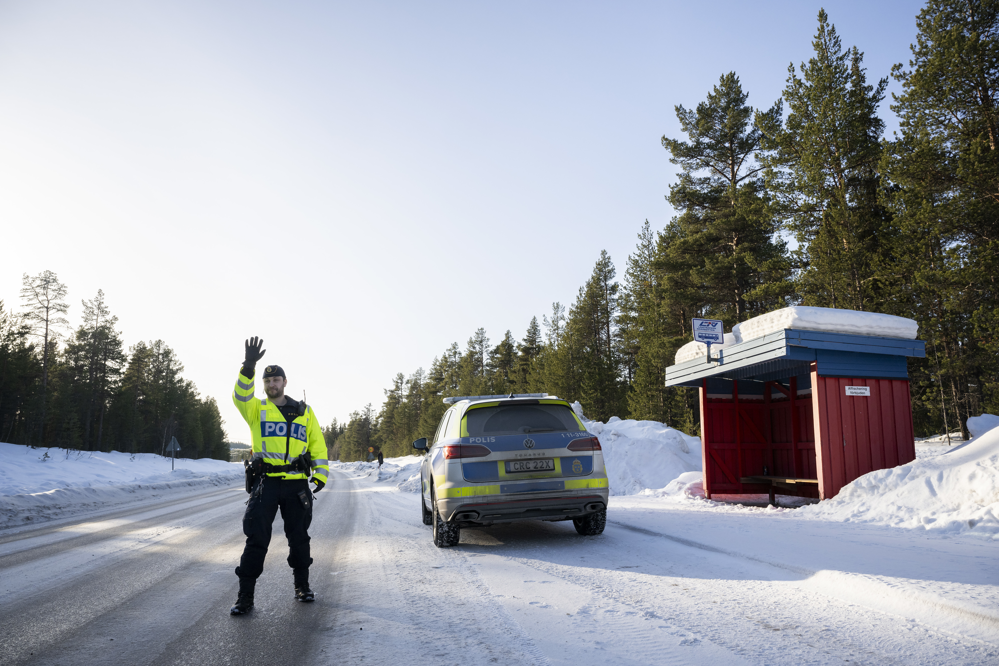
[412,394,609,547]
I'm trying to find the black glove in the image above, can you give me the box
[243,336,265,376]
[311,479,325,493]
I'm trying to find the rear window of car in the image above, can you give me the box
[463,403,582,437]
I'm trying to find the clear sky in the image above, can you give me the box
[0,0,927,440]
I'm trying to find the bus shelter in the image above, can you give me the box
[664,328,926,503]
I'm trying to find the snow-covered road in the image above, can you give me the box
[0,460,996,665]
[323,464,996,665]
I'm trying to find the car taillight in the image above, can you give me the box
[567,436,601,451]
[443,444,492,459]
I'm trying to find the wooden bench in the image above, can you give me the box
[739,476,820,506]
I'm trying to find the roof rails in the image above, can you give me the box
[442,393,550,405]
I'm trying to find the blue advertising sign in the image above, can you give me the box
[692,318,724,345]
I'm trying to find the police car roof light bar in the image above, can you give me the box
[442,393,549,404]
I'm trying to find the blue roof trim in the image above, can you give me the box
[664,329,924,387]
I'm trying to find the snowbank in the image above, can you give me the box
[329,455,424,493]
[796,426,999,538]
[733,306,918,342]
[329,410,704,501]
[0,442,240,496]
[572,402,702,496]
[968,414,999,439]
[0,442,242,529]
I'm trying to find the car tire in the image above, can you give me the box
[573,508,606,536]
[421,493,433,526]
[431,489,460,547]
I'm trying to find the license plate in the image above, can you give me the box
[505,459,555,473]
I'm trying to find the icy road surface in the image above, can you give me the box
[0,468,995,666]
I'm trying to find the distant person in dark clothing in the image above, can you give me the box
[377,451,384,468]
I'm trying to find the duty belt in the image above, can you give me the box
[265,463,307,475]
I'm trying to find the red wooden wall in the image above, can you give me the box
[700,367,916,501]
[811,371,916,499]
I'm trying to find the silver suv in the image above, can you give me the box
[412,394,609,547]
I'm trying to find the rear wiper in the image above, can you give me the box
[522,428,555,433]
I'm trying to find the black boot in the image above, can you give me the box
[230,592,254,615]
[293,568,313,602]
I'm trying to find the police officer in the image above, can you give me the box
[230,336,329,615]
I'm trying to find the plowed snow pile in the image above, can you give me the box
[0,442,242,528]
[331,456,424,493]
[573,402,702,496]
[796,424,999,537]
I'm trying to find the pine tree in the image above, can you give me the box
[19,270,69,442]
[663,73,793,324]
[881,0,999,433]
[64,290,125,450]
[538,303,570,399]
[758,10,892,311]
[0,301,38,444]
[399,368,426,444]
[198,397,228,460]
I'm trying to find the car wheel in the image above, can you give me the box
[431,489,460,547]
[421,493,433,526]
[573,508,606,536]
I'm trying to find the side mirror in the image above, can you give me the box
[412,437,428,451]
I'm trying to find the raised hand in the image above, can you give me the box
[244,337,266,366]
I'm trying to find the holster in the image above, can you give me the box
[244,458,263,494]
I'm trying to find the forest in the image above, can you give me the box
[1,2,995,465]
[0,279,229,461]
[326,2,998,462]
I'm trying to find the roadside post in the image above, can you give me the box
[167,436,181,471]
[692,318,724,364]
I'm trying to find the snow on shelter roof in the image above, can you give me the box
[733,306,919,342]
[673,307,918,365]
[664,328,925,388]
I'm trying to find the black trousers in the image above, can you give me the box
[236,476,313,592]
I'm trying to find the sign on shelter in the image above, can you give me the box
[692,318,724,345]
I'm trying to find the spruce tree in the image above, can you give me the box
[620,222,676,422]
[488,331,517,394]
[514,317,542,392]
[564,251,625,420]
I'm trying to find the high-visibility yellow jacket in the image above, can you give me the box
[233,370,329,483]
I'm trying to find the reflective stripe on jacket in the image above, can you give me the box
[233,369,329,483]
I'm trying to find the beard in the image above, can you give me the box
[265,385,284,399]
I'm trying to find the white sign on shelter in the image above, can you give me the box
[692,318,724,345]
[845,386,871,396]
